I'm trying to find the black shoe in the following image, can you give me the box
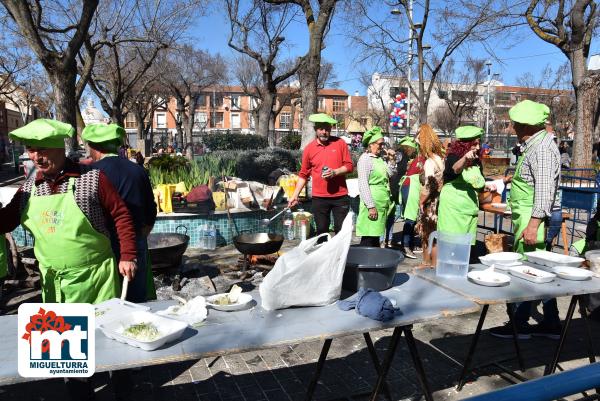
[530,322,561,340]
[489,323,531,339]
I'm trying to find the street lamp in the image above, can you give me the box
[485,60,492,143]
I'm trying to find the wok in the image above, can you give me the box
[233,233,283,255]
[147,231,190,268]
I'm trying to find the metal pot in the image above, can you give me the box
[233,233,284,256]
[147,227,190,268]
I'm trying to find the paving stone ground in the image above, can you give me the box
[0,193,598,401]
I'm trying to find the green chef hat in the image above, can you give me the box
[82,123,125,144]
[455,126,483,140]
[362,126,384,146]
[308,113,337,125]
[509,100,550,126]
[9,119,74,148]
[398,136,417,149]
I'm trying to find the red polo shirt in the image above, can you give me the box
[298,137,354,197]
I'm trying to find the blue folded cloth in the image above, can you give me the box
[337,288,395,322]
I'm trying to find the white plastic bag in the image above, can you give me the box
[259,212,354,310]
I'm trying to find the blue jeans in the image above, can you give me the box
[507,299,561,328]
[545,209,563,250]
[381,204,397,243]
[401,185,415,248]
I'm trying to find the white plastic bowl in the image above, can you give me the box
[99,310,188,351]
[553,265,593,281]
[467,270,511,286]
[206,293,253,312]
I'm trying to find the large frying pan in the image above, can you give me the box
[232,233,283,256]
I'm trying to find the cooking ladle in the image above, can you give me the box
[260,207,289,227]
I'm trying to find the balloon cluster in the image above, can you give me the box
[389,93,408,129]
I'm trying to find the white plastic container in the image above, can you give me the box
[509,265,556,283]
[94,298,150,327]
[524,250,584,267]
[99,310,188,351]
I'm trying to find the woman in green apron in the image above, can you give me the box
[438,126,496,245]
[356,127,394,247]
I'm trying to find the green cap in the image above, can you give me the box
[82,123,125,144]
[362,126,384,146]
[508,100,550,126]
[455,126,483,140]
[308,113,337,125]
[398,136,417,149]
[9,119,74,148]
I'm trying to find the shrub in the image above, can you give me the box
[147,154,190,171]
[235,148,301,182]
[279,133,301,150]
[203,133,268,150]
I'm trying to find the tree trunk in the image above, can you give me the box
[184,96,196,160]
[571,48,590,168]
[48,67,79,154]
[110,109,125,129]
[256,91,275,140]
[579,71,600,166]
[299,59,319,149]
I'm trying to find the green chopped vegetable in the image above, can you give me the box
[95,309,106,317]
[122,322,160,341]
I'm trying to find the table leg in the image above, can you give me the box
[577,299,597,365]
[561,219,569,255]
[304,338,332,401]
[456,305,489,391]
[369,327,402,401]
[403,327,434,401]
[544,296,578,376]
[508,304,525,370]
[363,333,393,401]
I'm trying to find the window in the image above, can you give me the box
[333,97,346,113]
[211,93,224,108]
[211,112,224,128]
[318,97,325,110]
[230,95,241,109]
[156,112,167,129]
[125,113,137,129]
[194,112,208,129]
[231,113,241,128]
[495,92,512,104]
[280,113,291,129]
[438,90,448,100]
[195,94,207,107]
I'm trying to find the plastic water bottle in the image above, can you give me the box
[198,224,207,249]
[206,223,217,250]
[283,209,294,240]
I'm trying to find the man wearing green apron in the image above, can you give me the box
[356,127,393,247]
[438,126,496,245]
[0,119,138,305]
[82,124,157,302]
[489,100,562,340]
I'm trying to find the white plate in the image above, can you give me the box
[491,203,507,209]
[99,310,188,351]
[206,293,253,311]
[480,252,522,265]
[552,265,593,281]
[524,250,584,268]
[467,270,511,286]
[509,265,556,283]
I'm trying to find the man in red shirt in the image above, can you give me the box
[288,113,354,237]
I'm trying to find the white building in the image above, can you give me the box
[81,98,109,126]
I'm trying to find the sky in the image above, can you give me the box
[189,3,600,96]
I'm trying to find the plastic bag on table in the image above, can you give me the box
[259,212,354,310]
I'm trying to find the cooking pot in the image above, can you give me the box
[147,225,190,268]
[233,233,284,256]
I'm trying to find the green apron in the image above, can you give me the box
[437,166,485,245]
[356,157,392,237]
[21,177,120,304]
[512,132,547,254]
[401,174,421,221]
[0,236,7,279]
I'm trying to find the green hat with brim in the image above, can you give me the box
[82,123,125,144]
[455,126,483,140]
[309,113,337,125]
[509,100,550,126]
[9,119,74,148]
[398,136,417,149]
[362,126,384,147]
